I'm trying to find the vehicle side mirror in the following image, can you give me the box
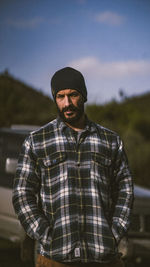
[5,158,18,174]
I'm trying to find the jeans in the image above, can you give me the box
[36,255,124,267]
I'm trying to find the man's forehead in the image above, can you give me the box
[57,89,79,95]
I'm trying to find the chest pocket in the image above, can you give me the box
[91,152,112,185]
[42,152,66,167]
[39,151,67,185]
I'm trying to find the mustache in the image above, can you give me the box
[62,104,78,112]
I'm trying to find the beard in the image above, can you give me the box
[57,101,84,124]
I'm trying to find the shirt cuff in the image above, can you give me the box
[111,218,124,244]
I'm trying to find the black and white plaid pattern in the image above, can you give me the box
[13,117,133,263]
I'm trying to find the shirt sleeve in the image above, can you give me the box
[111,136,134,244]
[12,135,51,243]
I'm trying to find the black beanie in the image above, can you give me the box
[51,67,87,102]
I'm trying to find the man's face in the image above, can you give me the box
[55,89,84,124]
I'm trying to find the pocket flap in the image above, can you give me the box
[40,152,66,167]
[91,153,112,166]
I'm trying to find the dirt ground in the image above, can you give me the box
[0,238,34,267]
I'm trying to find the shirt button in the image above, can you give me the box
[77,162,80,167]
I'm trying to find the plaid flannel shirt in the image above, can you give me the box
[13,117,133,263]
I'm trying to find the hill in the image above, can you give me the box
[0,70,57,127]
[86,92,150,139]
[86,92,150,188]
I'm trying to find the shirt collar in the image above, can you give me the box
[57,115,97,134]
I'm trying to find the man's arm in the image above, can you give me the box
[12,135,51,243]
[111,136,134,244]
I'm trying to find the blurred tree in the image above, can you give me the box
[86,92,150,188]
[0,71,57,127]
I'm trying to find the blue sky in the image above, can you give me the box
[0,0,150,103]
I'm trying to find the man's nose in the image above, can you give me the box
[64,96,71,106]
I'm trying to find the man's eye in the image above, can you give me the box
[57,94,64,99]
[70,93,78,97]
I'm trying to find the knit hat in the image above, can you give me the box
[51,67,87,102]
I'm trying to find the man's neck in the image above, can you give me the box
[65,114,86,132]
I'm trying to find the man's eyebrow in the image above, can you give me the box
[57,93,65,96]
[70,91,79,94]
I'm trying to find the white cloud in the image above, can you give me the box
[69,57,150,103]
[5,16,44,29]
[95,11,125,26]
[69,57,150,79]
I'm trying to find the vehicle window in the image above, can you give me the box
[145,215,150,232]
[0,136,3,157]
[130,214,140,232]
[4,134,24,158]
[0,131,26,189]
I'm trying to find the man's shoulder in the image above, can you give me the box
[90,121,122,149]
[24,119,60,155]
[89,121,121,155]
[28,119,59,145]
[31,119,58,136]
[92,121,119,138]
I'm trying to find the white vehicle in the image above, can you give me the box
[0,126,38,264]
[122,185,150,266]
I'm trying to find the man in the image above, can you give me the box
[13,67,133,267]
